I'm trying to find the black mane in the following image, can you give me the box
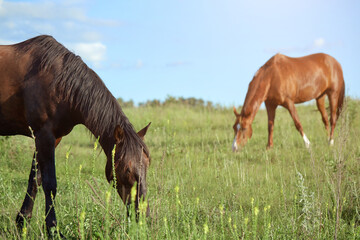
[15,35,149,159]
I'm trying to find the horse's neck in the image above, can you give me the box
[241,74,270,127]
[97,132,115,161]
[240,104,259,128]
[80,102,121,161]
[95,130,117,183]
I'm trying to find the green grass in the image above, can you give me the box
[0,99,360,239]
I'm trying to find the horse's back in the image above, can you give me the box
[297,53,344,94]
[265,53,343,103]
[0,37,86,139]
[0,43,33,87]
[277,53,342,81]
[0,44,34,136]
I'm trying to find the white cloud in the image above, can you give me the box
[0,0,120,69]
[265,37,328,55]
[0,0,121,26]
[72,42,107,68]
[0,1,86,21]
[32,22,56,33]
[81,31,103,42]
[3,21,15,29]
[166,61,189,67]
[136,59,144,69]
[313,38,325,48]
[0,0,121,43]
[0,38,15,45]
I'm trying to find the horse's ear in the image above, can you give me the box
[114,125,124,144]
[233,106,240,117]
[137,122,151,140]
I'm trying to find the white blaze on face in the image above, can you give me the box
[232,123,241,152]
[232,137,238,152]
[303,134,311,148]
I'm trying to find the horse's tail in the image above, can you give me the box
[330,55,345,118]
[336,72,345,118]
[337,80,345,118]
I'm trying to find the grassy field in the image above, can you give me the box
[0,98,359,239]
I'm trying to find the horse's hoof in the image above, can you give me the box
[15,213,27,229]
[47,227,67,239]
[302,134,311,148]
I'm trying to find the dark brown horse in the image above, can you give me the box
[0,35,151,234]
[232,53,345,151]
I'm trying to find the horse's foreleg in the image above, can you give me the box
[16,137,62,229]
[285,101,310,148]
[16,153,41,229]
[35,129,58,230]
[265,101,277,149]
[316,95,330,138]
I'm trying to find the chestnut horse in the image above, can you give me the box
[0,35,151,235]
[232,53,345,151]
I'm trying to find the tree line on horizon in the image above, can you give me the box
[117,95,360,111]
[117,95,226,109]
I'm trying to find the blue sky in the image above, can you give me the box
[1,0,359,106]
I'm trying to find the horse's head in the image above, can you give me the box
[232,107,252,152]
[110,122,151,218]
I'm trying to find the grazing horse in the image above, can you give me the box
[232,53,345,151]
[0,35,151,234]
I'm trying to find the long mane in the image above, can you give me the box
[14,35,149,158]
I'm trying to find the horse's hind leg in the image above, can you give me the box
[284,101,310,148]
[16,137,62,229]
[316,95,330,138]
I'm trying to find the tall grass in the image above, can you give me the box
[0,99,359,239]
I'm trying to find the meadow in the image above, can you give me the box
[0,98,359,239]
